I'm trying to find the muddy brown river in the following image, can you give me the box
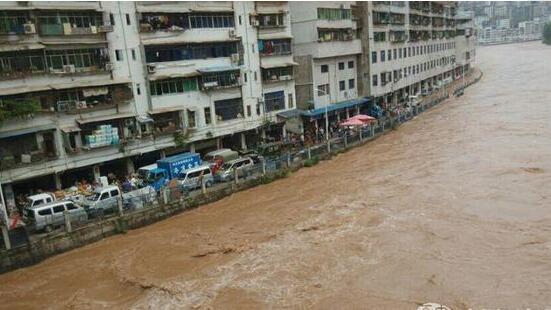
[1,42,551,309]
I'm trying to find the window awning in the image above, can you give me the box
[258,33,293,40]
[148,71,200,81]
[148,107,184,115]
[136,4,191,13]
[61,126,81,133]
[0,43,45,53]
[197,65,240,74]
[76,112,135,125]
[42,40,108,50]
[0,124,56,139]
[0,77,130,97]
[260,61,298,69]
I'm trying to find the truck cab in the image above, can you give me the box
[142,168,169,192]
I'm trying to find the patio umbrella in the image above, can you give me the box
[349,114,376,122]
[339,119,365,127]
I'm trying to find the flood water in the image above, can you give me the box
[1,42,551,309]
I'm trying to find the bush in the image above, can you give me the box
[304,156,320,167]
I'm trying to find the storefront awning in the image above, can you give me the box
[197,65,240,74]
[50,78,131,91]
[0,124,56,139]
[276,109,302,119]
[0,43,45,53]
[260,61,298,69]
[148,107,184,115]
[76,112,135,125]
[302,97,371,119]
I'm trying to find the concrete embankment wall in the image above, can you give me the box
[0,70,483,274]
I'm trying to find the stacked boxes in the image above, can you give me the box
[85,124,120,148]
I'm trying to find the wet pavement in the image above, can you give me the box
[1,41,550,309]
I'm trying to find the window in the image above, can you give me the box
[380,72,386,85]
[100,192,109,200]
[348,79,355,89]
[145,41,238,63]
[244,72,247,82]
[109,13,115,26]
[317,84,330,96]
[317,8,351,20]
[403,48,407,58]
[189,13,235,29]
[371,51,377,64]
[110,189,119,197]
[388,49,392,61]
[239,15,242,25]
[339,80,345,91]
[136,84,141,95]
[187,110,196,128]
[393,49,397,59]
[399,48,402,59]
[288,93,294,108]
[372,74,378,86]
[131,49,136,60]
[200,70,240,89]
[321,64,329,73]
[246,105,251,117]
[204,107,211,124]
[66,203,77,210]
[256,103,261,115]
[408,47,411,57]
[338,62,345,70]
[254,71,257,80]
[252,43,255,53]
[348,61,354,69]
[264,91,285,112]
[150,77,198,96]
[374,31,386,42]
[215,98,243,121]
[258,39,291,56]
[380,51,385,62]
[126,13,131,25]
[115,50,123,61]
[38,209,52,216]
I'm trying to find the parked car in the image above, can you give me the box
[24,200,88,233]
[216,157,255,182]
[82,185,157,217]
[238,150,264,164]
[178,165,214,191]
[204,148,239,174]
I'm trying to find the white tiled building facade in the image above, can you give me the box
[0,1,296,206]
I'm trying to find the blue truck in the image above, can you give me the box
[138,152,202,191]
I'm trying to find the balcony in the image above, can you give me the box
[318,28,356,42]
[0,47,110,81]
[37,11,109,36]
[0,12,35,35]
[390,31,407,43]
[261,65,294,83]
[373,11,390,25]
[0,128,59,169]
[139,12,235,33]
[252,13,286,29]
[259,39,292,56]
[198,67,241,91]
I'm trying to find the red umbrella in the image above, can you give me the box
[349,114,376,122]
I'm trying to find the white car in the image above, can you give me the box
[216,157,254,182]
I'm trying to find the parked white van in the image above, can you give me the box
[178,165,214,191]
[24,200,88,232]
[25,193,56,209]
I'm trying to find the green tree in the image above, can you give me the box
[543,22,551,45]
[0,99,41,123]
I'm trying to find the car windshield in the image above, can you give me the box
[88,193,101,201]
[221,163,233,170]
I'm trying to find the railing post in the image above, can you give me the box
[201,178,206,195]
[307,147,311,160]
[262,160,266,175]
[326,140,331,153]
[117,196,124,216]
[234,168,239,184]
[64,210,72,233]
[1,226,11,250]
[371,124,375,137]
[359,127,363,141]
[287,153,291,167]
[344,132,348,148]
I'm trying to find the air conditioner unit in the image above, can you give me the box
[147,64,156,73]
[230,53,240,63]
[203,81,218,88]
[63,64,76,73]
[252,20,260,27]
[279,75,292,81]
[23,23,36,34]
[99,25,114,32]
[76,101,87,109]
[90,26,97,34]
[228,29,236,38]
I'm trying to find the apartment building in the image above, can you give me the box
[0,1,296,211]
[355,1,474,112]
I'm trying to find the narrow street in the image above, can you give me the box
[1,41,550,309]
